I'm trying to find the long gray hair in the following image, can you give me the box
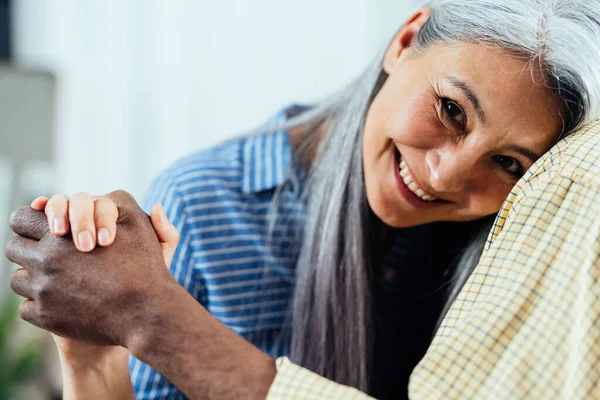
[271,0,600,393]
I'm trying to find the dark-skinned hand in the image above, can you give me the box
[5,190,178,347]
[6,190,277,400]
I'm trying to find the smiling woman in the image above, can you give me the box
[20,0,600,399]
[288,0,599,397]
[363,40,565,227]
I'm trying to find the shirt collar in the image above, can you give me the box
[241,109,292,193]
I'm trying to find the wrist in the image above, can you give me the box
[58,347,109,373]
[123,279,185,355]
[58,345,127,375]
[59,345,133,400]
[125,281,276,400]
[60,355,112,400]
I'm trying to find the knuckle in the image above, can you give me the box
[45,205,62,219]
[38,250,59,270]
[96,197,118,214]
[9,207,50,237]
[47,195,69,212]
[111,189,127,197]
[35,284,48,300]
[109,190,143,224]
[19,302,34,323]
[71,192,93,202]
[71,191,91,199]
[72,214,94,227]
[110,190,134,204]
[94,196,110,206]
[9,206,29,232]
[36,281,53,301]
[9,270,23,292]
[19,300,53,331]
[33,303,52,330]
[50,194,69,203]
[4,236,19,260]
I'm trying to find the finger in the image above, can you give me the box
[45,194,70,236]
[5,236,40,272]
[94,197,118,247]
[103,190,144,221]
[150,204,180,268]
[68,193,96,252]
[18,299,39,328]
[31,196,49,211]
[9,207,50,240]
[9,268,34,299]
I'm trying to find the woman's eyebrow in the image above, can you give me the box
[506,144,541,164]
[446,75,487,124]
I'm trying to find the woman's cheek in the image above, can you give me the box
[387,103,440,147]
[470,181,514,216]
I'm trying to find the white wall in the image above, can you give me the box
[12,0,424,201]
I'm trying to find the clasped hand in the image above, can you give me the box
[5,190,179,351]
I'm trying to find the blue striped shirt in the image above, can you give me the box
[130,109,303,399]
[129,107,481,399]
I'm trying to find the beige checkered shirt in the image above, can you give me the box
[267,121,600,399]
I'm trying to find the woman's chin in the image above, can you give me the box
[367,191,415,228]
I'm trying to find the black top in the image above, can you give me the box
[370,219,488,400]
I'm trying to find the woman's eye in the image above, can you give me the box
[492,155,525,178]
[441,98,466,130]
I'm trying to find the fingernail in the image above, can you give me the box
[53,216,66,234]
[78,231,94,252]
[97,228,111,246]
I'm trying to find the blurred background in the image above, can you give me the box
[0,0,422,398]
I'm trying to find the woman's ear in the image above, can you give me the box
[383,7,432,74]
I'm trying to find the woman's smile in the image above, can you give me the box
[398,157,437,201]
[393,149,445,208]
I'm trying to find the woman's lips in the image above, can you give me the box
[399,159,437,201]
[393,150,442,209]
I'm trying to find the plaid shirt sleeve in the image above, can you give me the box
[267,357,375,400]
[267,121,600,400]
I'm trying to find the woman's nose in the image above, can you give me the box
[425,148,475,194]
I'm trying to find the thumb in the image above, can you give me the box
[150,204,180,269]
[30,196,49,211]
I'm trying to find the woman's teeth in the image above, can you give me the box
[398,159,438,201]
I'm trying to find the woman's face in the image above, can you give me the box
[363,14,566,228]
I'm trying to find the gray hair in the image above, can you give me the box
[274,0,600,393]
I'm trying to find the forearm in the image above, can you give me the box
[126,282,277,400]
[59,346,135,400]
